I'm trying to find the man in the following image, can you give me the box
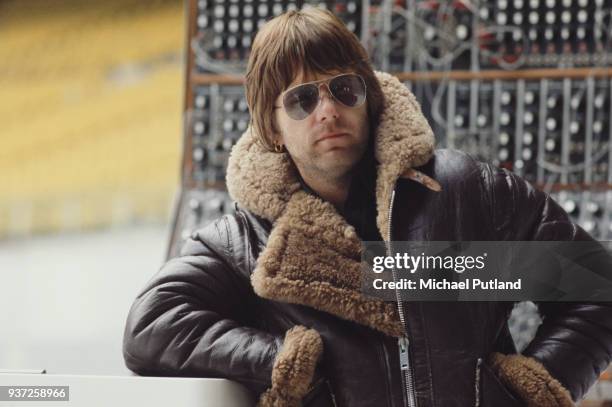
[123,8,612,407]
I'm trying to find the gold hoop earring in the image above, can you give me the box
[274,143,284,153]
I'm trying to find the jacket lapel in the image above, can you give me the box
[252,189,405,337]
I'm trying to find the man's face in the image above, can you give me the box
[274,69,370,181]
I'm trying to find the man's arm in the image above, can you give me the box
[485,163,612,402]
[122,216,322,404]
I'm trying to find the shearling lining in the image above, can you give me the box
[489,352,574,407]
[257,326,323,407]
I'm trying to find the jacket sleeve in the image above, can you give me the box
[122,215,281,394]
[486,163,612,402]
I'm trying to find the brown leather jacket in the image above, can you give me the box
[123,72,612,407]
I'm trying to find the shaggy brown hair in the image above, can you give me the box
[244,7,384,152]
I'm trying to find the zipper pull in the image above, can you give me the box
[398,336,410,371]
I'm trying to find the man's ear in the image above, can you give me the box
[270,122,285,152]
[271,115,284,144]
[271,123,284,146]
[272,134,285,153]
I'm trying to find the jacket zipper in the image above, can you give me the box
[326,379,338,407]
[387,188,418,407]
[474,358,482,407]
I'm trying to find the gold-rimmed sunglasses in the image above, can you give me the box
[274,73,367,120]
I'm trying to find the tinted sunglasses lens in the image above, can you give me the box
[329,74,366,107]
[283,85,319,120]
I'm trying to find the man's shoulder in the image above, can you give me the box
[418,148,493,186]
[181,213,239,257]
[413,148,532,207]
[186,204,271,253]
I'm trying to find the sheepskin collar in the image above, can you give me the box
[226,71,435,337]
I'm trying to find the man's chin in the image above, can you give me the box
[317,158,360,176]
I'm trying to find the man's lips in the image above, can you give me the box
[316,132,350,143]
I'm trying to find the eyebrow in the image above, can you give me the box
[289,70,350,87]
[287,71,353,89]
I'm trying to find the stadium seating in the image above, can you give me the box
[0,0,184,237]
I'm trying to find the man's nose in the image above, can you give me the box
[315,86,339,121]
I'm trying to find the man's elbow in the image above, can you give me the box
[122,310,161,376]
